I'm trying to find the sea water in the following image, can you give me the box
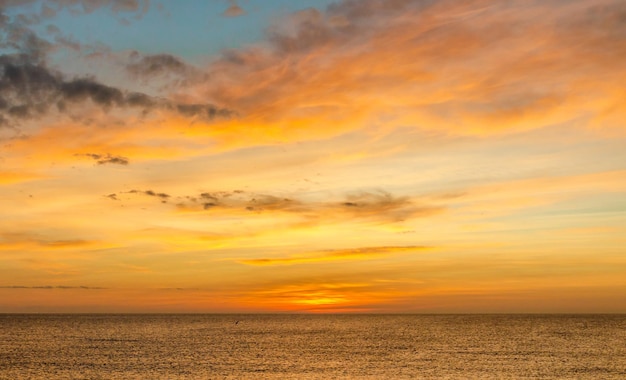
[0,314,624,379]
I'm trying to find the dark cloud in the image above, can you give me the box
[337,191,443,221]
[127,53,187,77]
[174,103,224,120]
[77,153,129,165]
[144,190,170,199]
[124,52,213,93]
[119,187,445,223]
[101,156,129,165]
[0,20,51,63]
[0,57,233,130]
[246,195,303,212]
[61,78,123,105]
[0,1,232,133]
[178,190,305,213]
[127,189,171,201]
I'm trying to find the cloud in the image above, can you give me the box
[0,1,149,61]
[0,285,106,289]
[178,190,415,220]
[0,0,150,17]
[0,232,96,250]
[0,17,51,64]
[77,153,129,165]
[455,169,626,219]
[113,187,445,225]
[125,52,209,91]
[5,0,621,146]
[126,53,188,77]
[239,245,430,266]
[0,170,42,184]
[127,189,171,201]
[174,190,304,212]
[195,0,626,142]
[223,0,245,17]
[0,2,232,135]
[0,57,233,131]
[337,190,442,222]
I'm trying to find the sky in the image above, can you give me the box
[0,0,625,313]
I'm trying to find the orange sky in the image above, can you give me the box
[0,0,625,313]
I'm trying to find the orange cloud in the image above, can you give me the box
[455,169,626,219]
[222,0,245,17]
[239,245,430,266]
[3,112,214,170]
[0,171,43,185]
[5,0,622,166]
[0,232,99,252]
[191,0,626,147]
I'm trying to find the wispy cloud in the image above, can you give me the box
[222,0,245,18]
[0,1,149,68]
[338,191,442,222]
[239,245,430,266]
[0,233,96,250]
[124,52,208,91]
[0,170,42,184]
[195,0,626,144]
[127,53,188,77]
[0,285,106,289]
[0,1,150,22]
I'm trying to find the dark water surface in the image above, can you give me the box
[1,314,624,379]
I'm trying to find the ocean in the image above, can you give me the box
[0,314,624,379]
